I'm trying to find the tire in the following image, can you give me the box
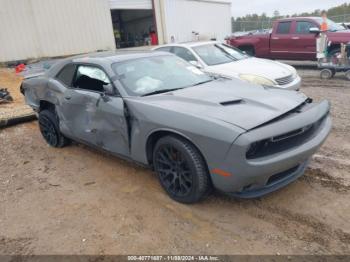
[153,136,211,204]
[38,109,69,148]
[240,46,255,56]
[320,69,333,79]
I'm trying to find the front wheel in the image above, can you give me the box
[240,46,255,56]
[153,136,212,203]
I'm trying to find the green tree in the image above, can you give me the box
[231,2,350,32]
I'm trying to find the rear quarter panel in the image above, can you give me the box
[22,76,48,111]
[23,76,64,111]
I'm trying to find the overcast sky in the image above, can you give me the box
[231,0,349,17]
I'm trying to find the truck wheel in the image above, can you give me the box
[320,69,333,79]
[240,46,255,56]
[38,110,69,148]
[153,136,212,204]
[345,70,350,81]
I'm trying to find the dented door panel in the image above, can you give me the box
[59,89,100,145]
[95,96,129,157]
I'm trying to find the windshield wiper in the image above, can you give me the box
[191,79,214,86]
[141,88,184,97]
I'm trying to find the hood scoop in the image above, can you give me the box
[220,99,243,106]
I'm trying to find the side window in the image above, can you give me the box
[73,65,110,92]
[172,47,197,62]
[156,46,172,53]
[276,22,291,34]
[296,21,316,34]
[56,64,76,86]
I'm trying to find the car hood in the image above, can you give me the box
[133,79,308,131]
[204,57,293,81]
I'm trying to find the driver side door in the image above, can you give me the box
[60,64,108,145]
[290,20,318,60]
[58,63,130,157]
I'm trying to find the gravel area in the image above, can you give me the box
[0,69,35,123]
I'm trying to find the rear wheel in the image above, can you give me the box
[320,69,333,79]
[153,136,211,203]
[38,110,69,147]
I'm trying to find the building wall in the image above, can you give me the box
[152,0,166,45]
[109,0,152,10]
[161,0,231,43]
[0,0,116,62]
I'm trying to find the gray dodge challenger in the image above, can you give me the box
[21,51,332,203]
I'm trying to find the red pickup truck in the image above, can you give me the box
[228,17,350,60]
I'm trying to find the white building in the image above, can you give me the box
[0,0,232,62]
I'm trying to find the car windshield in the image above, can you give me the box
[315,18,346,31]
[112,55,212,96]
[193,43,248,66]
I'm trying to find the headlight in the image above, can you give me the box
[291,68,298,79]
[239,74,276,86]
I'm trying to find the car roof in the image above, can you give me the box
[46,50,172,77]
[277,17,321,22]
[67,50,169,64]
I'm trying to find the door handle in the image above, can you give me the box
[64,96,71,100]
[272,37,279,40]
[292,37,300,40]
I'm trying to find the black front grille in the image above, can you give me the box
[246,114,327,159]
[275,75,295,86]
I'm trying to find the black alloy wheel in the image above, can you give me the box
[38,110,69,148]
[155,144,193,197]
[153,136,211,203]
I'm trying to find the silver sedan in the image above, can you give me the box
[154,41,301,90]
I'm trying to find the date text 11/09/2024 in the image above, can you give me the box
[127,255,219,261]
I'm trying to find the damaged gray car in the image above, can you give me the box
[21,52,332,203]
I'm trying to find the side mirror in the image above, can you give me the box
[309,27,320,34]
[103,83,114,95]
[189,60,203,69]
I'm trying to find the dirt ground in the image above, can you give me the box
[0,67,349,255]
[0,69,34,122]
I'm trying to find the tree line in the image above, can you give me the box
[232,2,350,32]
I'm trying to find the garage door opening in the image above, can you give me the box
[111,9,158,49]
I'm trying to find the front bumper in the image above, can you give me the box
[228,160,308,198]
[209,100,331,197]
[275,75,301,91]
